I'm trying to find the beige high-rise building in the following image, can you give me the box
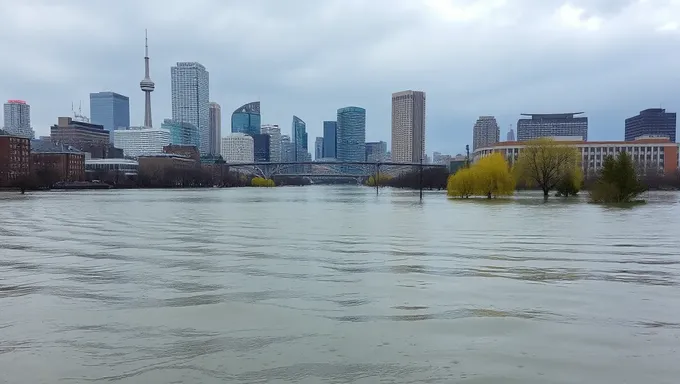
[209,102,221,156]
[472,116,500,150]
[391,90,426,163]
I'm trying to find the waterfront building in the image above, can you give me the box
[323,121,337,158]
[292,116,308,162]
[31,141,85,182]
[0,128,30,186]
[231,101,261,136]
[138,154,197,182]
[315,137,324,160]
[209,102,222,155]
[89,92,130,142]
[280,135,293,163]
[337,106,366,163]
[472,116,500,151]
[85,158,139,177]
[163,144,201,162]
[261,124,281,162]
[50,117,110,148]
[474,137,678,177]
[517,113,588,141]
[139,30,155,128]
[221,133,254,163]
[365,141,387,162]
[391,90,425,163]
[160,118,199,148]
[171,62,210,154]
[625,108,676,142]
[113,127,170,158]
[253,133,271,162]
[3,100,34,139]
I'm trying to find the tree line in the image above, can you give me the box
[448,138,649,203]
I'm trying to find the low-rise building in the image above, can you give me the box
[86,158,139,177]
[0,129,30,186]
[163,144,201,162]
[113,127,170,158]
[31,141,85,182]
[474,137,679,177]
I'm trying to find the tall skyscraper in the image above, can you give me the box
[252,133,271,162]
[365,141,387,162]
[506,127,516,141]
[625,108,677,142]
[337,107,366,163]
[292,116,308,162]
[391,90,426,163]
[261,124,281,162]
[231,101,261,136]
[517,113,588,141]
[322,121,337,158]
[139,30,155,128]
[171,62,210,154]
[3,100,34,139]
[90,92,130,143]
[208,102,221,155]
[472,116,500,150]
[314,137,324,160]
[280,134,293,163]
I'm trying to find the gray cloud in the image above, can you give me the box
[0,0,678,153]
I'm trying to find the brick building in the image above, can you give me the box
[31,140,85,182]
[0,129,31,186]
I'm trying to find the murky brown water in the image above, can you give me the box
[1,187,679,383]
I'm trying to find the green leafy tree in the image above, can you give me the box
[514,138,581,198]
[473,153,515,198]
[590,152,646,203]
[447,168,475,198]
[556,167,583,197]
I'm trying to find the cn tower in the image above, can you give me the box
[140,29,155,127]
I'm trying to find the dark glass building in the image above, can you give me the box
[337,107,366,163]
[253,133,271,162]
[90,92,130,143]
[625,108,676,142]
[231,101,261,136]
[517,113,588,141]
[322,121,337,158]
[292,116,308,162]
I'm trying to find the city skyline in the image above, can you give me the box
[1,1,679,154]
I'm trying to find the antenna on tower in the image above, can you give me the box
[145,29,149,58]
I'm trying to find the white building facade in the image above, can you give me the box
[3,100,34,139]
[171,62,210,155]
[391,90,425,163]
[221,133,254,163]
[261,124,282,162]
[113,127,170,158]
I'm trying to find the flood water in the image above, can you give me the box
[1,186,679,383]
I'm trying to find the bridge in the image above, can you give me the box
[225,161,447,179]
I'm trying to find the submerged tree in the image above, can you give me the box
[447,153,514,199]
[590,152,646,203]
[556,167,583,197]
[474,153,515,198]
[447,167,475,198]
[514,138,581,198]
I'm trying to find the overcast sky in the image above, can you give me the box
[1,0,678,154]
